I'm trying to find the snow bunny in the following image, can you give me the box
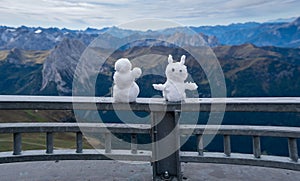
[113,58,142,102]
[153,54,198,102]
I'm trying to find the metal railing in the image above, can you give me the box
[0,95,299,180]
[180,125,300,171]
[0,123,152,163]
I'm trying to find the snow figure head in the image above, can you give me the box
[113,58,142,102]
[115,58,132,73]
[166,54,188,82]
[153,54,198,102]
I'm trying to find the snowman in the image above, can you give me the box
[113,58,142,102]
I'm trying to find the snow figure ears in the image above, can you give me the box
[168,54,174,64]
[180,55,186,65]
[168,54,186,65]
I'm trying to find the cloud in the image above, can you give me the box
[0,0,299,29]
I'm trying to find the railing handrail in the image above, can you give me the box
[0,122,300,138]
[181,125,300,138]
[0,123,300,171]
[0,95,299,112]
[0,123,150,134]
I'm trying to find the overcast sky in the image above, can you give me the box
[0,0,299,30]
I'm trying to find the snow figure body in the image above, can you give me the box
[113,58,142,102]
[153,55,198,102]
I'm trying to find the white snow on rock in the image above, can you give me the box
[34,29,42,34]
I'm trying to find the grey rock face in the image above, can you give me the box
[41,38,86,95]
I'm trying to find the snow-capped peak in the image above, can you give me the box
[34,29,42,34]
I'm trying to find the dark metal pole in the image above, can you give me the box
[152,111,181,181]
[46,132,54,154]
[13,133,22,155]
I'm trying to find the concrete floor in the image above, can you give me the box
[0,160,299,181]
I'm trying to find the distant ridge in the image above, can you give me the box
[0,16,299,51]
[267,17,297,23]
[191,17,300,47]
[0,26,219,51]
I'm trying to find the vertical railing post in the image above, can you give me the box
[252,136,261,158]
[197,134,204,156]
[223,135,231,157]
[76,132,83,153]
[288,138,298,162]
[105,133,112,153]
[46,132,54,154]
[151,110,181,181]
[13,133,22,155]
[131,134,138,154]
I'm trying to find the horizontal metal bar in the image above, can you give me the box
[2,123,300,138]
[180,125,300,138]
[0,96,299,112]
[181,152,300,171]
[0,123,150,134]
[2,149,300,172]
[0,149,152,164]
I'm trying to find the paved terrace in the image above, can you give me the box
[0,160,300,181]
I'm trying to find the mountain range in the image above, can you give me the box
[0,16,299,51]
[0,18,299,103]
[191,17,300,47]
[0,38,299,97]
[0,18,299,156]
[0,25,219,50]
